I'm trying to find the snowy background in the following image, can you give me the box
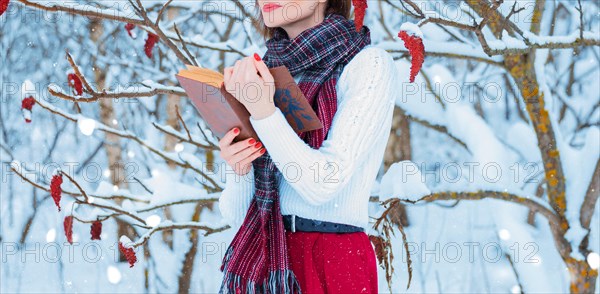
[1,0,599,293]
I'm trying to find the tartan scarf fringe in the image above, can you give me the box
[220,245,302,294]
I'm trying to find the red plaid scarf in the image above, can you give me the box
[219,13,371,294]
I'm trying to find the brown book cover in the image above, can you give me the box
[176,64,323,143]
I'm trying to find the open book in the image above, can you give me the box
[176,64,323,143]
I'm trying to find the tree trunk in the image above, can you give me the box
[177,202,207,294]
[383,106,410,227]
[464,3,593,291]
[162,94,180,250]
[89,19,136,263]
[566,257,598,294]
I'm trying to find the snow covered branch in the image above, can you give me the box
[11,161,224,236]
[32,96,223,192]
[47,52,186,102]
[10,162,150,203]
[17,0,145,25]
[151,105,219,150]
[394,0,599,57]
[378,188,574,263]
[129,220,230,248]
[385,189,560,228]
[127,0,191,64]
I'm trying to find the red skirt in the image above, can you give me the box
[285,230,378,293]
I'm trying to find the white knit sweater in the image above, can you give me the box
[218,45,398,232]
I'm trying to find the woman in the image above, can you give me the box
[217,0,398,293]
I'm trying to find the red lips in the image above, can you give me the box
[263,3,282,12]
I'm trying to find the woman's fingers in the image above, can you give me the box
[219,127,239,151]
[234,146,265,169]
[228,137,259,156]
[252,54,274,83]
[225,60,243,94]
[218,128,260,158]
[229,143,264,165]
[241,56,255,79]
[224,56,271,97]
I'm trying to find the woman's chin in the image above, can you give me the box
[263,20,285,28]
[262,14,295,28]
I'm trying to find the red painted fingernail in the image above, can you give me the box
[254,53,261,61]
[260,148,266,154]
[248,138,256,144]
[254,142,262,148]
[233,128,239,134]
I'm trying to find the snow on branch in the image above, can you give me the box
[17,0,145,25]
[11,160,225,238]
[17,0,250,63]
[151,104,219,150]
[385,189,560,227]
[32,96,223,192]
[129,220,230,249]
[393,0,599,57]
[10,161,149,203]
[48,52,186,102]
[128,0,190,64]
[377,189,573,260]
[486,30,600,55]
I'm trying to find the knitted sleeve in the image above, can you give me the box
[218,164,255,229]
[249,46,398,206]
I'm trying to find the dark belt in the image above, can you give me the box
[282,214,364,233]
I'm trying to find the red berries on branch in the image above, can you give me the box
[50,173,63,211]
[351,0,367,32]
[0,0,9,17]
[144,33,159,59]
[90,221,102,240]
[119,236,138,267]
[21,96,35,123]
[67,73,83,96]
[398,23,425,83]
[124,24,160,59]
[64,215,74,244]
[125,23,136,38]
[47,170,137,267]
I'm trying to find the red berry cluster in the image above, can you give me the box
[144,33,159,59]
[90,221,102,240]
[51,173,107,254]
[50,174,63,211]
[21,96,35,123]
[125,23,136,38]
[67,73,83,96]
[123,24,159,59]
[0,0,9,17]
[63,215,74,244]
[398,30,425,83]
[21,96,35,110]
[119,242,138,267]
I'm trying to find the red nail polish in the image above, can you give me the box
[260,148,266,154]
[233,128,239,134]
[254,142,262,148]
[254,53,261,61]
[248,138,256,144]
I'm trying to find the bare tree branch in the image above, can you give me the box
[10,164,149,203]
[17,0,145,25]
[32,96,223,192]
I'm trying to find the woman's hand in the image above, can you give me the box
[218,127,266,176]
[223,53,276,120]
